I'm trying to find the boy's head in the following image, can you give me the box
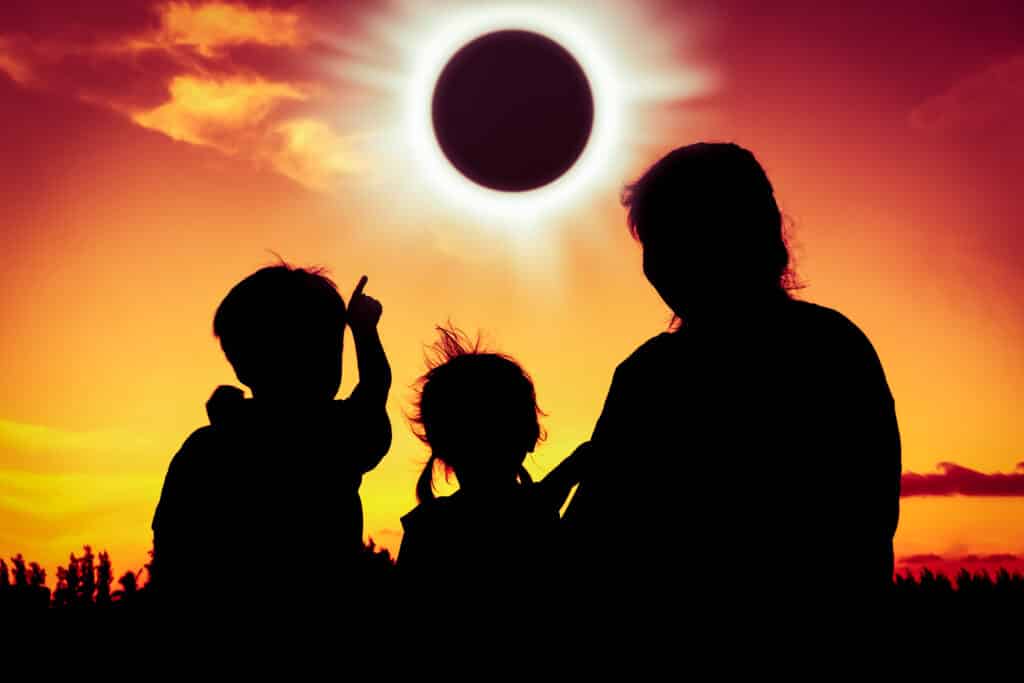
[213,262,346,401]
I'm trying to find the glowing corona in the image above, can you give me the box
[404,5,625,223]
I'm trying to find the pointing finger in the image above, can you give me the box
[350,275,368,302]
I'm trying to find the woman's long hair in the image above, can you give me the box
[621,142,802,328]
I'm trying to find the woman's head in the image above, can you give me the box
[411,325,544,502]
[622,142,798,321]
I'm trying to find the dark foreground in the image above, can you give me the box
[2,543,1022,609]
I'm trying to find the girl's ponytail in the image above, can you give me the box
[416,453,438,503]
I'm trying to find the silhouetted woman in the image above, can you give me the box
[563,143,901,607]
[396,326,587,606]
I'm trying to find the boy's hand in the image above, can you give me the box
[347,275,383,335]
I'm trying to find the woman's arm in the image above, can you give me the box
[826,313,902,593]
[534,442,596,514]
[562,362,632,526]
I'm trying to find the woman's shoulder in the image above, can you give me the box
[401,488,553,531]
[616,331,679,375]
[785,300,876,349]
[785,300,892,391]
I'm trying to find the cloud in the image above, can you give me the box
[0,468,161,574]
[899,553,945,565]
[0,40,33,83]
[910,54,1024,131]
[373,528,402,538]
[0,418,159,474]
[962,553,1020,564]
[269,118,365,190]
[0,469,160,523]
[901,462,1024,497]
[131,75,308,150]
[0,1,308,58]
[130,78,362,190]
[896,553,1024,574]
[0,0,363,190]
[158,0,307,57]
[0,418,165,566]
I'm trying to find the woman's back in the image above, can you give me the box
[564,299,901,603]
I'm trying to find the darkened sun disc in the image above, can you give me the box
[431,30,595,193]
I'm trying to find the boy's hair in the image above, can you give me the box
[410,325,545,503]
[213,262,346,391]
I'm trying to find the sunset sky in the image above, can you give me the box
[2,0,1023,583]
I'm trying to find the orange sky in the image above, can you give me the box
[1,0,1023,583]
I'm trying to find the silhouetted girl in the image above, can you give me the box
[396,325,587,601]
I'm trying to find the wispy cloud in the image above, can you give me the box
[0,418,165,567]
[0,0,362,191]
[270,118,366,190]
[0,419,158,474]
[157,1,307,57]
[131,75,309,150]
[899,553,947,565]
[910,54,1024,131]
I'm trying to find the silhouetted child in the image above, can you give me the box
[395,325,589,604]
[151,263,392,607]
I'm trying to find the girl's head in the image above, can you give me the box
[411,325,545,502]
[622,142,799,322]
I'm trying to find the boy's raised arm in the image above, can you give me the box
[346,276,392,472]
[347,276,392,407]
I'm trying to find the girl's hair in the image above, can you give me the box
[410,325,545,503]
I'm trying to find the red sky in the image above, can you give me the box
[2,0,1023,582]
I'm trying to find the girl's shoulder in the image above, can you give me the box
[400,495,455,531]
[400,493,492,541]
[401,488,553,532]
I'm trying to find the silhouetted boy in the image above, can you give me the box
[151,264,391,608]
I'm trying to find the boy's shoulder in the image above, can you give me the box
[165,425,223,477]
[153,426,223,533]
[165,423,214,473]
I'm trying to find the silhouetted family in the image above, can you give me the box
[151,143,901,611]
